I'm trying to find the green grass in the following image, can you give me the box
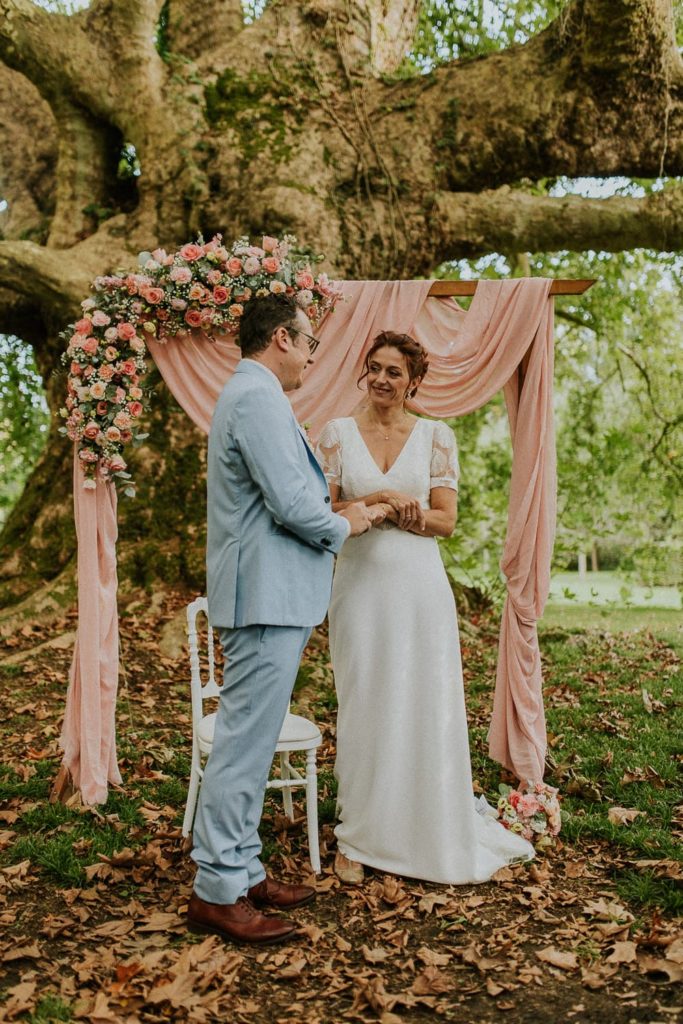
[548,570,681,609]
[28,996,73,1023]
[540,604,683,645]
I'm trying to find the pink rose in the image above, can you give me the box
[83,365,94,379]
[115,387,126,404]
[70,361,83,376]
[104,346,118,362]
[108,454,127,472]
[114,411,131,429]
[180,243,203,262]
[105,426,121,442]
[129,386,143,400]
[82,336,99,355]
[213,286,229,304]
[215,246,229,261]
[89,382,106,399]
[262,257,280,273]
[142,287,164,304]
[74,317,92,334]
[127,401,143,417]
[184,309,202,328]
[117,322,137,340]
[171,297,187,311]
[518,794,542,817]
[189,283,207,301]
[71,409,84,424]
[226,258,243,276]
[91,310,110,327]
[96,401,108,416]
[228,303,244,318]
[296,271,315,290]
[104,327,119,343]
[269,280,286,295]
[170,266,193,284]
[79,449,98,463]
[83,422,99,440]
[200,308,215,327]
[152,248,167,262]
[124,276,139,295]
[120,430,133,443]
[243,256,261,275]
[262,235,278,253]
[207,269,223,286]
[129,337,146,354]
[509,791,521,810]
[99,365,114,381]
[120,359,137,376]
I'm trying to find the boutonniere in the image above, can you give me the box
[299,421,313,443]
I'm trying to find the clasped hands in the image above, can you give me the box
[368,489,426,532]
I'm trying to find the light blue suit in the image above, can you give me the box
[192,359,349,904]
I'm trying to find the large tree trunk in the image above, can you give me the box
[0,0,681,608]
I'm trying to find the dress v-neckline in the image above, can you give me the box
[350,416,421,477]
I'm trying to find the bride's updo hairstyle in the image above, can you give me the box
[358,331,429,399]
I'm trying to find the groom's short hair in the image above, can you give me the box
[238,294,300,357]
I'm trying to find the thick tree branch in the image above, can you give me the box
[0,240,98,320]
[367,0,683,193]
[165,0,244,70]
[0,0,111,119]
[431,186,683,258]
[0,64,56,241]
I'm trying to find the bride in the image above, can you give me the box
[316,331,534,885]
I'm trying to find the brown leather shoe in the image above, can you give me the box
[187,892,297,945]
[247,874,316,910]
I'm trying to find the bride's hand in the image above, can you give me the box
[380,490,426,532]
[366,503,390,525]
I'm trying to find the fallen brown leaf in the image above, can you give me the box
[536,946,579,971]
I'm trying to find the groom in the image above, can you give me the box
[188,293,372,944]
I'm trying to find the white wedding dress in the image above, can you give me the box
[316,416,534,883]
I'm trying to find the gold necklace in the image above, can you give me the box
[369,411,407,441]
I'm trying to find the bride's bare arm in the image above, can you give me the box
[401,488,457,538]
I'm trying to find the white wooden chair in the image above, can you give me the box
[182,597,322,873]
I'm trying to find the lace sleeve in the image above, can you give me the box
[315,419,342,487]
[430,420,459,491]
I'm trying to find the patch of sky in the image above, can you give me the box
[242,1,267,24]
[31,0,90,13]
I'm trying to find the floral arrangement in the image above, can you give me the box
[497,781,562,848]
[60,234,342,494]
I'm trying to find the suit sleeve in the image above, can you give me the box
[233,384,349,554]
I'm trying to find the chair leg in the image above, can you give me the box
[182,762,201,838]
[305,749,321,874]
[280,752,294,820]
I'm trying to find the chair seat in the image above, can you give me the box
[198,711,322,753]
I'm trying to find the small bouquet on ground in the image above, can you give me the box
[497,781,562,848]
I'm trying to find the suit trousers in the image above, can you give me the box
[191,623,312,905]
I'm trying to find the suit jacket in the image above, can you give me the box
[206,359,349,628]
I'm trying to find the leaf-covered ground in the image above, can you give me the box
[0,593,681,1024]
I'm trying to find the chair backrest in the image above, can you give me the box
[186,597,221,727]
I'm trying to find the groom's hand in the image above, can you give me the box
[339,502,373,536]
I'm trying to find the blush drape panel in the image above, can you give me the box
[60,278,555,803]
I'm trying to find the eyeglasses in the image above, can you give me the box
[293,329,320,356]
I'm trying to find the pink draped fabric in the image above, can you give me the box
[60,278,555,802]
[60,453,122,804]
